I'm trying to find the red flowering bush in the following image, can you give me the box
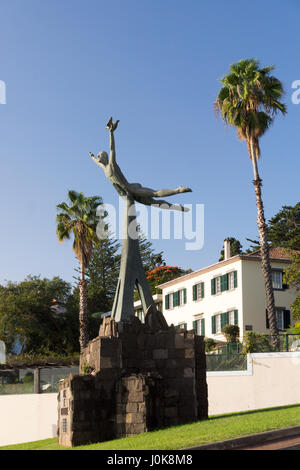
[145,265,186,294]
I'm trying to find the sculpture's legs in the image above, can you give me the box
[111,197,156,323]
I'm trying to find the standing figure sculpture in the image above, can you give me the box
[90,118,192,324]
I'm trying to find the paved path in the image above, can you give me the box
[241,435,300,450]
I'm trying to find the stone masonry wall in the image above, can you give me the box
[58,317,208,447]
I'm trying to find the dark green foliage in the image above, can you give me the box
[221,324,240,343]
[137,225,165,272]
[242,331,276,353]
[219,237,243,261]
[284,253,300,321]
[0,276,80,354]
[85,232,120,314]
[204,337,217,353]
[268,203,300,251]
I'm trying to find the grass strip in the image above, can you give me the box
[1,404,300,450]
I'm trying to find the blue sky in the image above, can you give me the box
[0,0,299,285]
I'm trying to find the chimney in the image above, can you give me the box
[224,239,231,260]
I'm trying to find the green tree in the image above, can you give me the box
[85,231,121,315]
[215,58,286,339]
[56,190,101,351]
[284,253,300,321]
[137,226,165,272]
[219,237,243,261]
[268,203,300,250]
[0,276,78,354]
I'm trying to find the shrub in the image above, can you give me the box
[221,324,240,343]
[204,337,217,352]
[242,331,275,353]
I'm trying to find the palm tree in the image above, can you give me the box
[56,190,102,351]
[215,59,287,341]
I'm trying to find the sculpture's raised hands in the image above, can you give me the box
[106,117,119,132]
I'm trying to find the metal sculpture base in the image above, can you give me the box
[111,197,155,323]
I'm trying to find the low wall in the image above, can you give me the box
[2,352,300,447]
[207,352,300,415]
[0,393,57,446]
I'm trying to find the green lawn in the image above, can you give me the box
[1,404,300,450]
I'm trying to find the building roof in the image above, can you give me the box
[247,246,296,260]
[157,246,294,290]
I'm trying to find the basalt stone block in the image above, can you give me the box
[174,333,186,349]
[153,349,168,360]
[168,348,185,359]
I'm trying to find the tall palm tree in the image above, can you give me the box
[56,190,102,351]
[215,59,287,341]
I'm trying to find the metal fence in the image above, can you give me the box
[206,354,248,372]
[206,334,300,371]
[0,366,79,395]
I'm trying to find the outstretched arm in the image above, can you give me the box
[89,152,104,168]
[106,117,119,165]
[109,130,116,165]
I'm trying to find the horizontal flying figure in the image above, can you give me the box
[89,117,192,211]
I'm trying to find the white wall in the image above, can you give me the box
[2,354,300,446]
[0,393,58,447]
[207,352,300,416]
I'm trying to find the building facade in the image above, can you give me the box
[157,246,297,342]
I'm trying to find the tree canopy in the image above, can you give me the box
[0,276,79,354]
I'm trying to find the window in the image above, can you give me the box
[211,310,238,334]
[164,289,187,310]
[178,289,187,306]
[215,277,221,294]
[228,272,235,290]
[215,314,221,333]
[228,310,236,325]
[211,271,237,295]
[266,308,290,330]
[276,309,284,330]
[272,270,283,290]
[193,316,205,336]
[193,282,204,301]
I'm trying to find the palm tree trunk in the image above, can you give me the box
[249,139,279,344]
[78,266,89,351]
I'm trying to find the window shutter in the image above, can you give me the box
[221,274,228,292]
[234,309,238,326]
[192,285,197,301]
[201,282,204,298]
[183,288,187,304]
[174,324,179,330]
[221,312,228,329]
[283,310,291,329]
[233,271,238,288]
[201,318,205,336]
[211,315,216,334]
[211,278,216,295]
[165,294,169,310]
[192,320,198,333]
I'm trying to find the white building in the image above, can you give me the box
[156,243,297,342]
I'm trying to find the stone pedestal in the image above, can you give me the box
[57,316,208,447]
